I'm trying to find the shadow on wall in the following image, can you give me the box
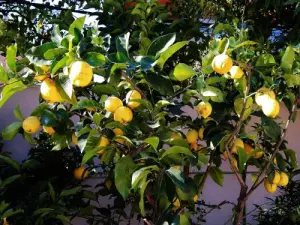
[0,88,300,225]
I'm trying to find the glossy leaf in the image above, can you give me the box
[0,79,27,108]
[6,44,17,72]
[147,33,176,57]
[281,46,295,73]
[144,136,159,150]
[83,52,106,67]
[69,16,85,35]
[160,146,195,160]
[2,121,22,140]
[0,64,8,82]
[144,72,174,95]
[209,166,224,186]
[234,97,253,120]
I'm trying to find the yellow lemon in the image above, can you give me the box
[22,116,40,134]
[211,54,233,74]
[255,88,276,106]
[186,129,198,144]
[126,90,142,109]
[196,102,212,119]
[113,128,125,144]
[198,127,205,140]
[278,172,289,186]
[223,151,229,160]
[43,126,55,135]
[272,171,281,184]
[74,166,88,180]
[172,165,181,169]
[41,65,50,73]
[230,157,238,172]
[173,198,180,210]
[114,106,133,124]
[69,61,93,87]
[229,66,244,79]
[264,179,277,193]
[72,133,78,145]
[99,136,110,147]
[105,97,123,113]
[262,98,280,118]
[2,217,9,225]
[254,151,264,159]
[232,138,244,154]
[34,74,49,81]
[40,78,63,103]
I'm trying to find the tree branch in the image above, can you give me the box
[121,72,147,99]
[246,99,298,198]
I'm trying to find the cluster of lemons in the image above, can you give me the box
[186,128,205,151]
[211,54,280,118]
[264,171,289,193]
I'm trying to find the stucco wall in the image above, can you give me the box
[1,86,299,225]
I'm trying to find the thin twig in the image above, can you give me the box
[121,72,147,99]
[198,151,214,192]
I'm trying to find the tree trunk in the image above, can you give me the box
[233,186,248,225]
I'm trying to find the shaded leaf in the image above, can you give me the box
[2,121,22,140]
[160,146,195,160]
[6,44,17,72]
[209,166,224,186]
[144,72,174,95]
[147,33,176,57]
[0,155,20,171]
[234,97,253,120]
[83,52,106,67]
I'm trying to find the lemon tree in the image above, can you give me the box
[0,1,300,225]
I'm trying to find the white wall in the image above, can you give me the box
[1,87,299,225]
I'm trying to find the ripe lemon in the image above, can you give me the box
[262,98,280,118]
[278,172,289,186]
[114,106,133,124]
[198,127,205,140]
[232,138,244,154]
[255,88,276,106]
[244,143,254,156]
[193,195,199,202]
[22,116,41,134]
[254,150,264,159]
[69,61,93,87]
[173,198,180,210]
[229,66,244,79]
[72,133,78,145]
[40,78,62,103]
[126,90,142,109]
[105,96,123,113]
[43,126,55,135]
[196,102,212,119]
[113,128,125,144]
[264,179,277,193]
[186,129,198,144]
[211,54,233,74]
[74,166,88,180]
[99,136,110,147]
[272,171,281,184]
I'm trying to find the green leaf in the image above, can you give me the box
[51,25,62,45]
[0,65,8,82]
[69,16,85,35]
[202,86,224,102]
[83,52,106,67]
[140,56,156,71]
[2,208,24,218]
[48,183,56,202]
[56,76,76,104]
[33,208,54,216]
[198,152,209,164]
[255,54,276,67]
[0,201,10,214]
[262,116,281,141]
[283,74,300,87]
[160,146,195,160]
[1,174,21,187]
[93,113,104,126]
[284,149,298,169]
[156,41,189,69]
[238,147,248,172]
[41,110,58,126]
[144,72,174,95]
[44,48,68,60]
[53,215,71,224]
[131,166,159,190]
[6,44,17,72]
[80,129,100,154]
[114,156,137,199]
[227,41,257,54]
[281,46,295,73]
[209,166,224,186]
[71,99,102,111]
[52,55,68,75]
[202,51,215,74]
[213,23,234,35]
[30,103,48,116]
[2,121,22,140]
[51,133,69,151]
[173,63,196,81]
[0,155,20,171]
[59,186,80,198]
[234,97,253,120]
[275,153,287,171]
[101,146,116,164]
[13,104,24,120]
[116,33,130,58]
[165,167,186,190]
[129,99,153,111]
[147,33,176,57]
[25,42,57,66]
[92,84,119,96]
[144,136,159,150]
[139,180,151,217]
[0,79,27,108]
